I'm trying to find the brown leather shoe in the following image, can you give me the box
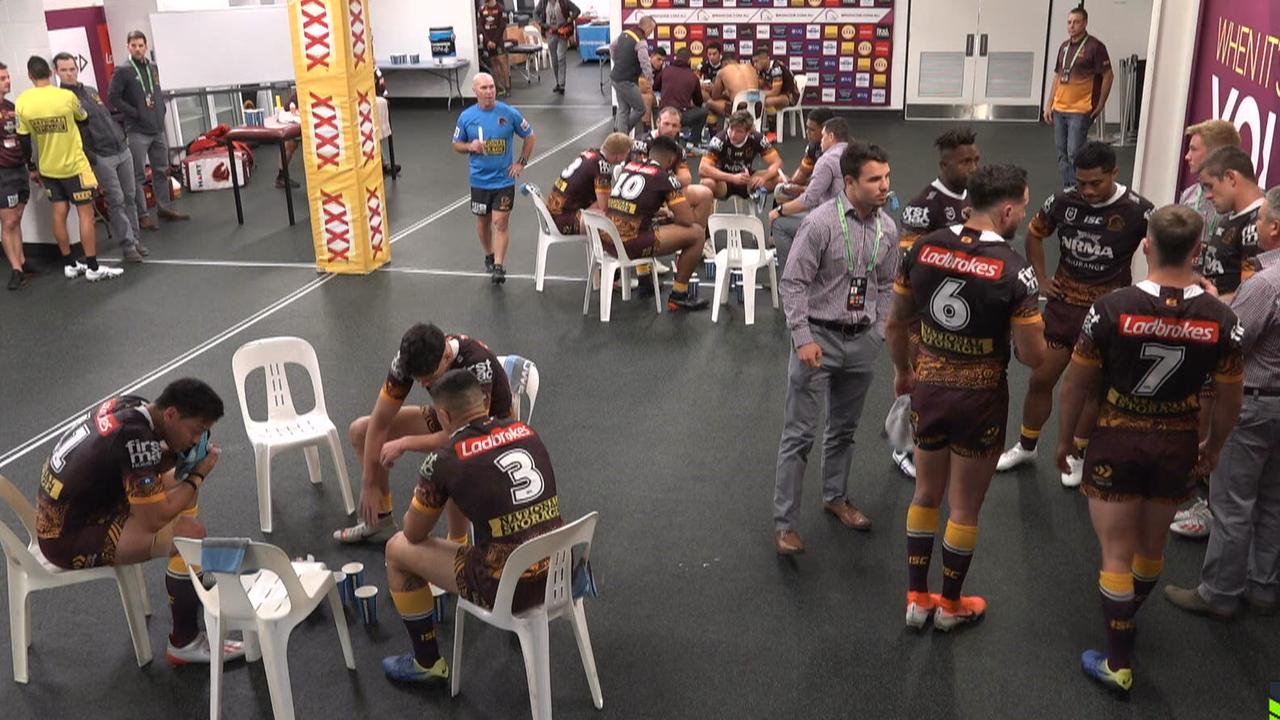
[774,529,805,555]
[139,215,159,231]
[823,499,872,531]
[158,207,189,221]
[1163,585,1235,619]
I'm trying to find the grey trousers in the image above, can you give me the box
[773,324,882,530]
[128,130,173,217]
[770,212,807,276]
[613,80,645,133]
[548,34,570,87]
[1197,394,1280,612]
[90,147,140,249]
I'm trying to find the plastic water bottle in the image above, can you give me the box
[520,183,532,197]
[689,274,700,299]
[753,186,769,214]
[887,190,900,212]
[703,258,716,281]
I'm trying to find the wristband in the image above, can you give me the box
[185,471,205,487]
[517,158,529,166]
[182,477,201,492]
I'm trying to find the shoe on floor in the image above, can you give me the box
[1170,498,1211,539]
[63,261,88,279]
[774,529,805,555]
[8,269,24,290]
[166,631,246,666]
[333,515,397,544]
[491,263,507,285]
[484,253,495,273]
[140,216,159,231]
[1081,649,1132,695]
[86,265,124,282]
[892,449,916,479]
[1061,455,1084,488]
[996,443,1036,472]
[275,173,301,189]
[667,289,710,311]
[123,246,144,263]
[20,263,39,276]
[382,653,449,683]
[135,242,150,257]
[1163,585,1235,619]
[933,595,986,631]
[905,591,939,630]
[158,207,190,221]
[1246,593,1278,616]
[822,498,872,531]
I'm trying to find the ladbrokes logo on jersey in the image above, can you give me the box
[918,245,1005,280]
[455,422,533,460]
[1118,314,1219,344]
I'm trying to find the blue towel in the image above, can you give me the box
[201,537,251,574]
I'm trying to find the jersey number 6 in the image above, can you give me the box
[494,448,546,504]
[929,278,971,331]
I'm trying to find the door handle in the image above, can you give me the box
[980,33,989,57]
[965,34,975,57]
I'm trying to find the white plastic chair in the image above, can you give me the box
[231,337,356,533]
[174,538,354,720]
[498,355,540,424]
[525,184,589,293]
[776,74,809,143]
[730,88,765,133]
[580,210,663,321]
[708,213,778,325]
[523,25,550,71]
[451,512,603,720]
[0,474,152,683]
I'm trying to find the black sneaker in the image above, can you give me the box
[484,254,496,272]
[633,277,655,297]
[667,289,710,311]
[554,85,565,94]
[491,263,506,285]
[8,269,23,291]
[20,263,39,276]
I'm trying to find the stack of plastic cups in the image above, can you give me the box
[703,258,716,282]
[689,273,700,299]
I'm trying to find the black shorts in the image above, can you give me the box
[0,166,30,209]
[470,185,515,216]
[717,180,751,200]
[911,381,1009,458]
[37,508,128,570]
[1043,298,1088,349]
[43,169,98,206]
[454,545,547,612]
[1082,426,1199,504]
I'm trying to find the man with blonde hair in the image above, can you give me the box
[1180,119,1242,247]
[545,132,632,235]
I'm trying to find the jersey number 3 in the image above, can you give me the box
[494,448,546,504]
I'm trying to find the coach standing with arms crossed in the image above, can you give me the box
[110,30,188,230]
[1043,7,1112,190]
[773,143,899,555]
[610,14,656,134]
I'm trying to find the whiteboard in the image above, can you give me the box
[150,7,294,91]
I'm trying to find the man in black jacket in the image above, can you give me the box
[108,30,188,230]
[533,0,580,95]
[54,53,145,263]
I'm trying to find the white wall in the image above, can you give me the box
[1131,0,1199,205]
[371,0,479,99]
[103,0,159,59]
[44,0,104,9]
[1043,0,1154,125]
[1,0,55,95]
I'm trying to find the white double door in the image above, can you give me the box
[905,0,1051,121]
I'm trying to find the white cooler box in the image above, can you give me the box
[183,148,252,192]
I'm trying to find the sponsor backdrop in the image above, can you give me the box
[288,0,389,274]
[619,0,895,108]
[1185,0,1279,189]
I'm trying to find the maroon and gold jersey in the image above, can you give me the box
[413,417,563,577]
[898,179,972,251]
[477,2,506,49]
[628,131,690,176]
[547,148,612,216]
[605,160,685,243]
[37,396,174,541]
[895,225,1042,390]
[759,60,798,97]
[1030,184,1154,306]
[381,333,513,420]
[1073,281,1245,432]
[704,129,779,174]
[1200,198,1262,295]
[0,99,24,168]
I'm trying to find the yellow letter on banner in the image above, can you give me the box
[288,0,389,273]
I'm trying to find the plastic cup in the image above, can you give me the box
[333,571,352,608]
[341,562,365,590]
[355,585,378,625]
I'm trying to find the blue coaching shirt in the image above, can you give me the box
[453,102,533,190]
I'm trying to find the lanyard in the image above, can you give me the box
[1196,186,1219,239]
[130,58,154,96]
[1060,34,1088,78]
[835,194,882,275]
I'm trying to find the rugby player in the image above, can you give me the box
[1055,204,1244,694]
[545,132,632,235]
[705,54,758,120]
[1197,145,1264,298]
[751,48,799,115]
[337,323,513,544]
[629,107,714,226]
[698,110,784,202]
[997,142,1154,487]
[381,369,563,682]
[698,43,723,94]
[887,163,1046,631]
[36,379,244,664]
[776,107,835,202]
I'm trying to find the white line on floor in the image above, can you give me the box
[0,116,612,471]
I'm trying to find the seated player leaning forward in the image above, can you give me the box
[752,48,799,114]
[705,54,759,121]
[605,135,710,311]
[698,110,784,201]
[36,378,245,664]
[338,323,513,544]
[381,369,564,682]
[545,132,633,235]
